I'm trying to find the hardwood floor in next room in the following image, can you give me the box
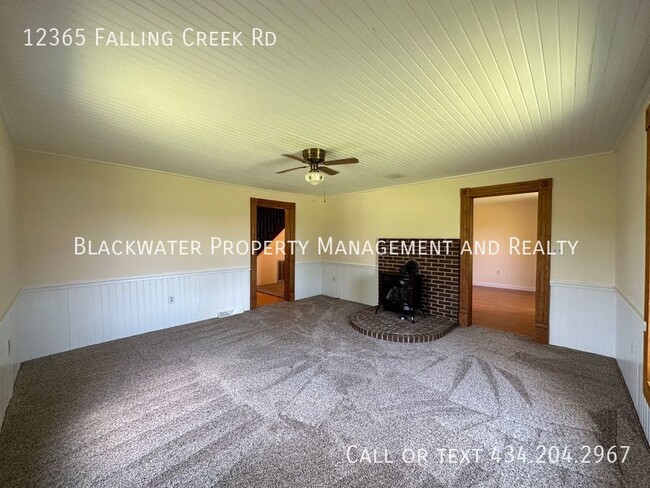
[256,292,284,307]
[472,286,535,338]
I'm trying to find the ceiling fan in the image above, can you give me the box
[276,148,359,185]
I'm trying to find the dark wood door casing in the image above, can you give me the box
[250,198,296,310]
[459,179,553,344]
[643,106,650,405]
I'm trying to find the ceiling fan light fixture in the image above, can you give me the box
[305,170,324,185]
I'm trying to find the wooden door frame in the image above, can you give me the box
[250,198,296,310]
[459,178,553,344]
[642,106,650,405]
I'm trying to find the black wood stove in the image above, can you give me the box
[376,260,425,323]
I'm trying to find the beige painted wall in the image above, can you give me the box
[257,229,285,285]
[321,153,616,286]
[615,98,649,313]
[473,197,537,290]
[0,113,19,318]
[17,151,324,287]
[18,149,618,289]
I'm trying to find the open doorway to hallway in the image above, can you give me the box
[250,199,296,309]
[256,209,286,307]
[472,193,537,337]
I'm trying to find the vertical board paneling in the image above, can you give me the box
[321,262,378,305]
[295,262,322,300]
[19,268,249,362]
[0,300,20,426]
[321,263,338,299]
[17,263,324,362]
[615,292,650,443]
[549,282,616,357]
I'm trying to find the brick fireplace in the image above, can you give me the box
[377,238,460,321]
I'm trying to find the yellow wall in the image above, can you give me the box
[473,197,537,290]
[17,148,619,289]
[615,98,649,313]
[321,153,616,286]
[17,150,323,287]
[0,114,19,317]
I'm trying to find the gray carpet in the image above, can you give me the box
[0,296,648,487]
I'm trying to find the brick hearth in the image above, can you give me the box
[350,308,456,343]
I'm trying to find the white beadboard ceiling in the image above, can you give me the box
[1,0,649,195]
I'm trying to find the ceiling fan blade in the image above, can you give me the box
[275,166,305,174]
[319,166,339,176]
[282,153,309,164]
[324,157,359,166]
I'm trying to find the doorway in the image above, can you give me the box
[459,179,552,344]
[471,193,538,337]
[250,198,295,309]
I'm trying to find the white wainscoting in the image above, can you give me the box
[295,261,322,300]
[321,262,378,305]
[18,267,250,362]
[549,282,616,357]
[17,262,325,363]
[0,296,20,425]
[615,291,650,442]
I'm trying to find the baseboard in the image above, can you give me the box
[473,281,535,292]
